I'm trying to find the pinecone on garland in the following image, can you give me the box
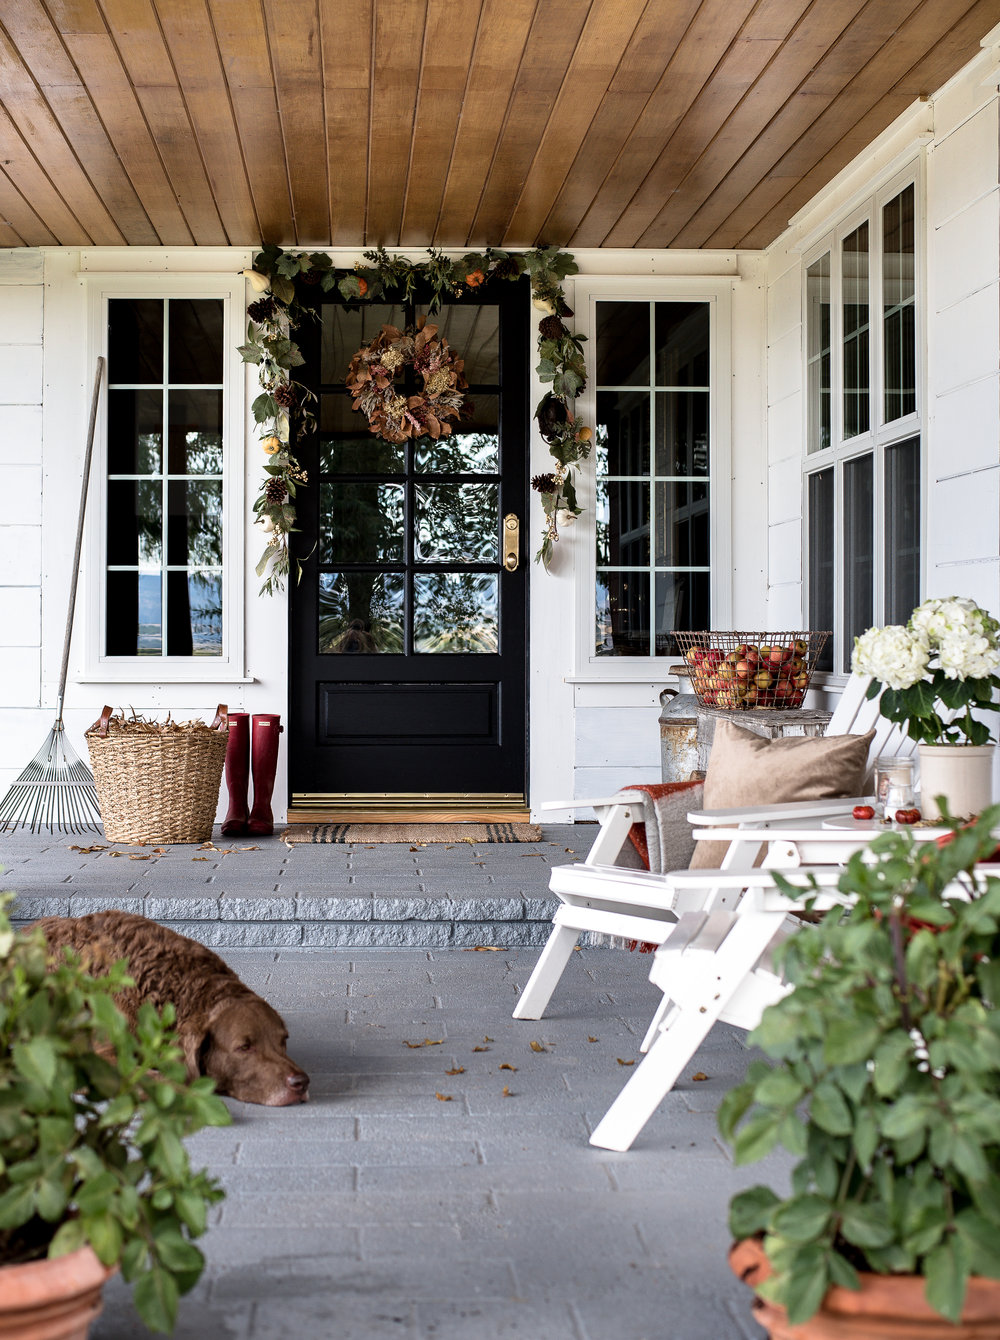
[538,315,566,340]
[492,256,522,281]
[273,381,298,408]
[248,296,277,322]
[264,477,288,505]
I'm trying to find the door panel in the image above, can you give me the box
[289,280,529,812]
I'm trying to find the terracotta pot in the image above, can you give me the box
[0,1245,114,1340]
[730,1237,1000,1338]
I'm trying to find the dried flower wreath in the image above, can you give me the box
[345,319,468,444]
[239,244,590,593]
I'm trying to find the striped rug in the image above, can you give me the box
[280,822,542,844]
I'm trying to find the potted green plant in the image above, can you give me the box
[721,808,1000,1337]
[853,596,1000,820]
[0,892,231,1336]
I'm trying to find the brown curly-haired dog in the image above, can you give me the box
[37,911,309,1106]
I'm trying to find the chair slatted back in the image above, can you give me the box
[824,673,916,789]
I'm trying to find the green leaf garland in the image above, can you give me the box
[239,245,592,593]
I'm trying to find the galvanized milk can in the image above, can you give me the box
[659,664,701,783]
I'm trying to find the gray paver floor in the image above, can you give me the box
[85,945,788,1340]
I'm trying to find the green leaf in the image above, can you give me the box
[729,1186,781,1238]
[956,1210,1000,1278]
[84,1210,123,1267]
[824,1018,881,1066]
[12,1037,57,1088]
[783,1251,831,1325]
[872,1033,913,1096]
[732,1112,782,1164]
[881,1095,929,1141]
[924,1237,970,1324]
[48,1217,87,1258]
[133,1264,180,1335]
[752,1068,805,1108]
[35,1176,68,1222]
[0,1182,34,1229]
[810,1082,853,1136]
[840,1203,895,1248]
[852,1108,878,1169]
[772,1194,833,1243]
[153,1228,204,1275]
[717,1083,754,1141]
[173,1188,208,1237]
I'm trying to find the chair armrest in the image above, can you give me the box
[539,796,635,812]
[687,797,874,827]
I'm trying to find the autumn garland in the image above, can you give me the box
[238,245,592,594]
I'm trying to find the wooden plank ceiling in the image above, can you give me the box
[1,0,997,252]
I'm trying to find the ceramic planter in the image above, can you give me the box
[0,1245,114,1340]
[918,743,995,822]
[730,1237,1000,1338]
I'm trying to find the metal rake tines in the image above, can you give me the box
[0,725,102,834]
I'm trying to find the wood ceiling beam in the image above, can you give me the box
[398,0,481,248]
[568,0,760,248]
[365,0,426,245]
[538,0,702,247]
[2,0,156,244]
[152,0,260,247]
[434,0,538,247]
[264,0,329,247]
[622,0,872,249]
[733,0,998,248]
[468,0,592,246]
[320,0,371,244]
[207,0,294,244]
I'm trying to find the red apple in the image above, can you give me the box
[895,808,922,825]
[754,670,773,689]
[853,805,875,820]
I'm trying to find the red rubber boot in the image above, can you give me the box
[221,712,250,836]
[248,714,283,837]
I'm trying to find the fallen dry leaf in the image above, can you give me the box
[108,851,123,857]
[409,846,421,852]
[617,1058,636,1067]
[588,1037,599,1043]
[464,945,504,952]
[472,1046,489,1053]
[197,842,217,851]
[501,1085,512,1097]
[69,844,106,853]
[445,1066,465,1076]
[403,1038,444,1048]
[128,854,151,861]
[239,845,260,851]
[151,847,169,856]
[499,1063,517,1072]
[483,1036,494,1043]
[691,1071,709,1082]
[191,856,211,861]
[435,1092,452,1102]
[529,1041,547,1053]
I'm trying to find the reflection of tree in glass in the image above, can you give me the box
[322,482,404,565]
[177,483,223,567]
[414,483,497,563]
[183,431,223,474]
[188,572,223,655]
[415,432,498,474]
[321,436,404,475]
[414,574,498,654]
[319,573,404,654]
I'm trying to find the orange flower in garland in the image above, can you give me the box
[345,319,469,444]
[465,269,485,287]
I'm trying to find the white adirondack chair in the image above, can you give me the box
[515,673,914,1023]
[587,859,847,1152]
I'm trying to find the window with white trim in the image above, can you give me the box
[87,276,244,679]
[804,174,921,674]
[579,281,731,667]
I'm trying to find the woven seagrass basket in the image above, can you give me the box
[85,705,228,845]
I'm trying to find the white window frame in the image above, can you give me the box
[572,275,733,678]
[83,273,246,682]
[801,160,926,680]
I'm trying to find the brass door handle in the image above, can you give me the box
[503,514,519,572]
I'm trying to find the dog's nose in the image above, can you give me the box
[287,1072,309,1092]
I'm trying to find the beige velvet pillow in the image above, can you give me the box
[689,722,876,869]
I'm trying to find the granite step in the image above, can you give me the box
[1,824,589,948]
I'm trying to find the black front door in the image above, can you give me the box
[288,280,529,816]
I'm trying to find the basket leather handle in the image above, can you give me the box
[210,704,229,732]
[89,705,113,737]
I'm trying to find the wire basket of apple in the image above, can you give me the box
[674,630,830,709]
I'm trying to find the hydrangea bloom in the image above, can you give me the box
[853,625,928,689]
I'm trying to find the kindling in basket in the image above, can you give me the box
[673,631,830,709]
[86,706,229,845]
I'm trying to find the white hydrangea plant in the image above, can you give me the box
[853,597,1000,745]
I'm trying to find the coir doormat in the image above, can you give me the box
[281,823,542,844]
